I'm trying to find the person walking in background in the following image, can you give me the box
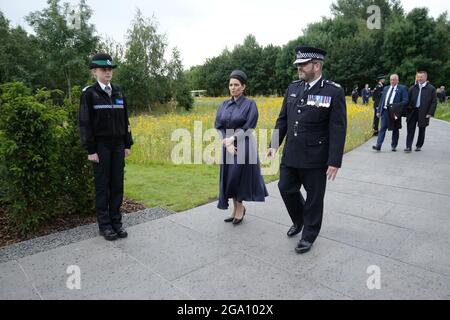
[361,84,371,105]
[404,71,437,153]
[372,75,386,136]
[372,74,409,152]
[351,86,359,104]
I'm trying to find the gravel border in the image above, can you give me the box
[0,207,174,264]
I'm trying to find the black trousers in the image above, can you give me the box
[406,109,426,148]
[93,140,125,232]
[372,104,379,132]
[278,164,327,243]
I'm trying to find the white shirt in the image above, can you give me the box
[384,85,397,108]
[97,81,111,91]
[307,74,322,89]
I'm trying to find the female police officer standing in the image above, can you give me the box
[215,70,268,224]
[78,53,133,241]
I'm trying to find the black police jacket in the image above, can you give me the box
[271,77,347,169]
[78,82,133,154]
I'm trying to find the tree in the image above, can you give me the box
[117,10,170,112]
[168,47,193,110]
[26,0,98,99]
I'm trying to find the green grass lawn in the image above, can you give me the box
[124,163,280,212]
[435,101,450,122]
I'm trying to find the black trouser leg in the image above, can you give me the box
[278,164,305,227]
[406,109,418,149]
[372,107,379,132]
[300,167,327,243]
[110,143,125,230]
[93,142,112,231]
[416,127,426,148]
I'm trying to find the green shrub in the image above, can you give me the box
[0,82,94,234]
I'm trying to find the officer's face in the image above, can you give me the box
[229,78,245,98]
[297,62,316,82]
[93,67,113,84]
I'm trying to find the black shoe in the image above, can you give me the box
[100,229,118,241]
[295,240,313,254]
[224,217,234,222]
[372,145,381,151]
[287,224,303,237]
[232,207,246,225]
[391,147,397,152]
[404,147,412,153]
[415,147,422,152]
[114,227,128,238]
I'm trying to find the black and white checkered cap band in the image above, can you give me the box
[296,52,324,60]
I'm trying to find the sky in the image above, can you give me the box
[1,0,449,69]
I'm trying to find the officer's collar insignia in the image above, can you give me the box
[307,95,332,108]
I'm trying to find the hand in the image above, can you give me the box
[376,113,380,118]
[226,144,237,155]
[88,153,99,163]
[125,149,131,158]
[266,148,276,159]
[426,114,432,119]
[326,166,339,181]
[223,137,235,146]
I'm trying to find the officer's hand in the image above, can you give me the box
[266,148,276,159]
[125,149,131,158]
[88,153,99,163]
[326,166,339,181]
[426,114,432,119]
[226,144,237,155]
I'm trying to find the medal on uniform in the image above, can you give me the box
[307,95,332,108]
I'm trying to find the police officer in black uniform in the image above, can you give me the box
[372,75,385,136]
[78,53,133,241]
[267,46,347,254]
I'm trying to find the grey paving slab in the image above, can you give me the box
[306,242,450,300]
[111,218,233,282]
[320,211,414,257]
[16,237,188,300]
[171,252,351,300]
[0,260,41,300]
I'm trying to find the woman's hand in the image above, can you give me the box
[223,137,235,147]
[226,143,237,155]
[88,153,99,163]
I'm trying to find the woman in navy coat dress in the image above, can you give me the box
[215,70,268,225]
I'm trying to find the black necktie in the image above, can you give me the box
[385,86,395,109]
[105,85,112,97]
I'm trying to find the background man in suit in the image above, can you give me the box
[372,75,385,136]
[404,71,437,152]
[267,46,347,254]
[372,74,409,152]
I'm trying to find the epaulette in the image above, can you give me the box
[324,80,341,88]
[82,85,92,92]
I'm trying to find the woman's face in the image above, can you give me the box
[93,67,113,84]
[229,78,245,98]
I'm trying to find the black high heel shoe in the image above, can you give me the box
[224,217,234,222]
[232,207,246,225]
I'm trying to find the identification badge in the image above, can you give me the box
[115,99,124,105]
[306,95,331,108]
